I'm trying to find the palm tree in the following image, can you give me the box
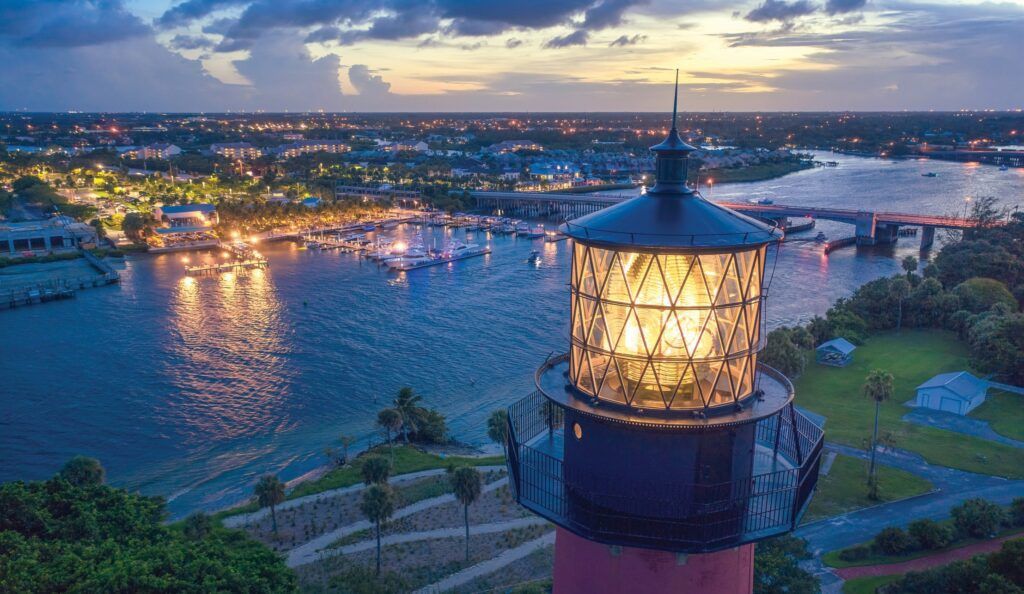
[254,475,286,534]
[393,387,422,443]
[361,484,395,576]
[361,455,391,486]
[451,467,483,563]
[377,408,402,461]
[901,255,918,279]
[890,277,911,331]
[338,434,356,466]
[863,370,895,500]
[487,410,509,458]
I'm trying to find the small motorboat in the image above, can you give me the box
[815,231,827,243]
[1000,164,1009,171]
[922,172,938,177]
[527,250,540,264]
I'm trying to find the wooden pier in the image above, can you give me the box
[185,242,268,276]
[1,250,120,310]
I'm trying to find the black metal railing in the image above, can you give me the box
[505,384,824,553]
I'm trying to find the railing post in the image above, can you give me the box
[788,404,804,465]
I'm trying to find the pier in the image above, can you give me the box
[1,249,119,310]
[184,242,268,276]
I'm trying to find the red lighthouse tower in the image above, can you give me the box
[504,75,824,594]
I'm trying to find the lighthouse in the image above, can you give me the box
[504,75,824,594]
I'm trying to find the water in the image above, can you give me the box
[2,151,1021,517]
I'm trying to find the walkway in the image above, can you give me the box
[309,517,548,562]
[834,532,1024,580]
[413,531,556,594]
[286,477,510,567]
[902,408,1024,449]
[222,465,504,529]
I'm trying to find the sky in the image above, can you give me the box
[0,0,1021,112]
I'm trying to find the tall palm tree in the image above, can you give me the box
[361,485,395,576]
[451,467,483,563]
[377,408,402,462]
[338,434,356,466]
[361,455,391,486]
[901,255,918,279]
[863,370,895,500]
[487,410,509,458]
[254,475,286,534]
[393,387,422,443]
[890,278,911,331]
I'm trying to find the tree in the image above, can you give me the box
[392,387,422,443]
[183,512,214,540]
[988,538,1024,588]
[253,475,286,535]
[954,277,1019,314]
[807,316,832,347]
[377,408,402,459]
[874,526,914,555]
[361,455,391,486]
[902,255,919,278]
[862,369,894,499]
[487,409,509,458]
[952,498,1006,538]
[890,277,911,331]
[753,535,819,594]
[450,467,483,563]
[361,484,395,576]
[59,456,105,487]
[761,329,805,378]
[339,434,356,466]
[120,212,153,242]
[908,519,952,550]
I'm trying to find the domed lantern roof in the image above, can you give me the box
[560,74,782,251]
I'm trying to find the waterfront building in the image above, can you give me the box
[528,162,581,181]
[154,204,218,228]
[0,217,98,255]
[211,142,263,160]
[815,337,856,367]
[275,140,350,158]
[915,371,988,415]
[486,139,544,154]
[503,82,823,593]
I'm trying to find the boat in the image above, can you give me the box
[823,161,839,167]
[303,240,321,249]
[381,220,400,229]
[749,198,774,205]
[525,225,545,238]
[514,222,530,235]
[1000,164,1009,171]
[363,223,377,231]
[815,231,827,243]
[387,240,490,271]
[922,172,938,177]
[528,250,541,264]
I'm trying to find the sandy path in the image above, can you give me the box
[413,531,556,594]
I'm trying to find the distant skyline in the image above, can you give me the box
[0,0,1022,112]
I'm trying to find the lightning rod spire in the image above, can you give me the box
[671,69,679,131]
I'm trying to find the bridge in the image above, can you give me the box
[471,191,980,249]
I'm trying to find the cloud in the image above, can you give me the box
[156,0,249,28]
[582,0,647,29]
[233,36,344,110]
[609,34,646,46]
[744,0,817,23]
[1,0,150,48]
[543,29,590,48]
[169,34,216,51]
[824,0,865,15]
[348,64,392,96]
[505,38,524,48]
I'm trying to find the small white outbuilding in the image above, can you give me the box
[914,371,987,416]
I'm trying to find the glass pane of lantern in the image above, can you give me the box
[715,305,741,353]
[588,351,611,395]
[586,300,612,352]
[601,301,631,353]
[746,302,761,347]
[669,362,700,407]
[712,360,734,404]
[574,297,598,346]
[590,247,616,299]
[598,357,627,404]
[631,360,665,408]
[679,257,714,308]
[716,254,743,306]
[578,246,597,297]
[699,254,730,304]
[657,254,694,306]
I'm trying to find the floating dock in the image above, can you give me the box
[388,247,492,271]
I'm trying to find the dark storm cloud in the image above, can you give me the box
[824,0,866,15]
[156,0,249,28]
[744,0,818,23]
[168,34,216,50]
[543,29,589,48]
[582,0,648,29]
[609,34,647,46]
[0,0,150,47]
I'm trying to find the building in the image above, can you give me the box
[528,162,580,181]
[485,139,544,154]
[301,196,321,208]
[121,143,182,160]
[377,140,429,153]
[154,204,218,228]
[502,82,822,594]
[915,371,988,415]
[211,142,262,160]
[0,217,98,255]
[816,338,856,367]
[276,140,350,158]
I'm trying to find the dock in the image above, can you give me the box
[388,247,492,271]
[1,249,119,310]
[184,242,268,276]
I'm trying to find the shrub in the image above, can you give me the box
[838,544,873,562]
[874,526,915,555]
[953,277,1019,314]
[909,519,953,550]
[952,498,1006,538]
[988,538,1024,588]
[1011,498,1024,528]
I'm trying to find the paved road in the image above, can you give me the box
[902,408,1024,449]
[222,465,505,529]
[414,531,556,594]
[287,477,510,567]
[308,517,549,564]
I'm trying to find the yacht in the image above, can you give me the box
[525,225,546,238]
[922,172,938,177]
[528,250,541,264]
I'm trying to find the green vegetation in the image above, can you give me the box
[971,390,1024,441]
[753,535,820,594]
[794,329,1024,478]
[361,484,396,575]
[702,158,814,184]
[0,459,295,593]
[803,455,933,522]
[0,251,82,268]
[253,475,286,535]
[842,575,901,594]
[881,537,1024,593]
[451,466,483,562]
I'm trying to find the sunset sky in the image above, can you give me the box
[1,0,1022,112]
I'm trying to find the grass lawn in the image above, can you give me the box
[794,329,1024,479]
[971,390,1024,442]
[842,575,900,594]
[214,445,504,521]
[803,454,933,523]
